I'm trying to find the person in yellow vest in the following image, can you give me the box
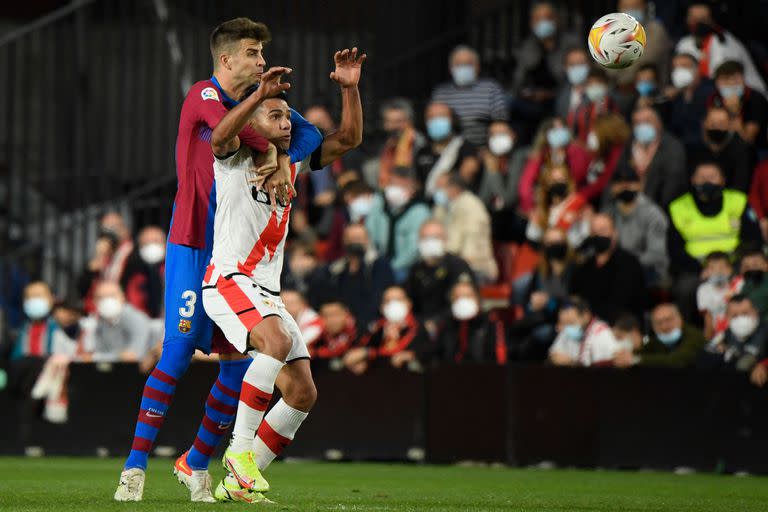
[668,161,762,318]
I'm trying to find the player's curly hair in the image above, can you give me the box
[210,17,271,59]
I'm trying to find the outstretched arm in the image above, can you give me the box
[287,108,323,164]
[210,66,292,157]
[315,48,366,168]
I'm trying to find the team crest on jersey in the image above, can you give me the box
[201,87,220,102]
[262,298,276,309]
[178,318,192,333]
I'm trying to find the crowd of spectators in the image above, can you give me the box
[4,0,768,405]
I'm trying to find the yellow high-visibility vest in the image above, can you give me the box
[669,189,747,260]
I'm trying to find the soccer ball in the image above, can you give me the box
[587,12,646,69]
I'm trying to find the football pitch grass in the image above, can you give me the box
[1,457,767,511]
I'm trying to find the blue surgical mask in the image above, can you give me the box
[635,80,656,97]
[567,64,589,86]
[634,122,657,144]
[547,127,571,148]
[563,324,584,341]
[427,117,452,141]
[451,65,476,87]
[533,19,557,39]
[24,298,51,320]
[656,328,682,346]
[433,189,449,207]
[623,9,645,25]
[585,84,608,103]
[718,84,744,99]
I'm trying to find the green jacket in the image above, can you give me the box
[638,324,706,368]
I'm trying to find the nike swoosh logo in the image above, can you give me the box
[217,423,231,430]
[146,412,163,418]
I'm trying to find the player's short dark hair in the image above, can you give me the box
[614,313,641,333]
[705,251,731,265]
[210,18,271,59]
[714,60,744,80]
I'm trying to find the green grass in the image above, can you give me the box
[0,458,767,511]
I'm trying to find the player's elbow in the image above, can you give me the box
[338,129,362,150]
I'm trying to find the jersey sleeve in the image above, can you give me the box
[287,108,323,164]
[187,84,269,153]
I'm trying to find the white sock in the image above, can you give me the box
[253,398,309,470]
[229,354,284,453]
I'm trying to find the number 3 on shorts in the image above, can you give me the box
[179,290,197,318]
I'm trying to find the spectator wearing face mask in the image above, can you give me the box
[370,98,427,188]
[611,313,645,355]
[555,47,591,122]
[617,106,687,208]
[733,249,768,318]
[417,102,482,197]
[525,164,590,249]
[624,64,668,118]
[580,112,631,205]
[615,303,706,369]
[323,180,375,262]
[310,299,358,370]
[431,45,508,146]
[707,61,768,150]
[77,231,118,314]
[664,53,716,150]
[676,3,767,96]
[98,211,134,283]
[511,227,574,360]
[668,162,762,318]
[82,281,152,363]
[518,118,591,213]
[509,2,579,138]
[436,282,509,365]
[749,160,768,241]
[280,288,322,348]
[565,67,619,144]
[480,121,527,212]
[11,282,77,362]
[606,0,671,88]
[696,251,738,340]
[281,242,325,307]
[406,220,475,332]
[432,173,498,283]
[343,286,432,375]
[549,296,619,367]
[700,294,767,372]
[318,223,394,330]
[691,106,753,193]
[602,165,669,286]
[570,214,647,324]
[365,166,431,282]
[120,226,166,319]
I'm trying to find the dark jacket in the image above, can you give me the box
[665,79,716,150]
[689,135,754,193]
[436,312,509,365]
[406,253,476,323]
[356,314,434,366]
[639,324,706,368]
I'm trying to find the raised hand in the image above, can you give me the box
[256,66,292,100]
[329,47,367,88]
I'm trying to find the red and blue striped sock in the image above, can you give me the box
[124,343,193,470]
[186,358,251,470]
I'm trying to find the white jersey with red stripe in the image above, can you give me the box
[208,146,309,291]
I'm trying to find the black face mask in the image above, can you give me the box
[694,183,724,203]
[744,270,765,285]
[693,22,714,38]
[544,242,568,261]
[345,243,367,259]
[62,324,81,340]
[706,129,730,145]
[385,128,402,139]
[590,235,613,254]
[615,189,639,204]
[548,182,569,202]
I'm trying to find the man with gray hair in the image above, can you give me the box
[431,45,508,146]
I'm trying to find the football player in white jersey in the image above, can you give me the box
[204,48,365,503]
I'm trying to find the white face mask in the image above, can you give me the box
[97,297,124,321]
[384,185,410,209]
[418,237,446,260]
[671,67,695,89]
[383,300,409,323]
[349,196,373,222]
[488,134,514,156]
[139,243,165,265]
[451,65,477,87]
[452,297,479,320]
[587,131,600,152]
[730,314,758,340]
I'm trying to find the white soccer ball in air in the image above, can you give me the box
[587,12,646,69]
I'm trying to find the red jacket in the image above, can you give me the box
[518,143,592,213]
[579,143,624,202]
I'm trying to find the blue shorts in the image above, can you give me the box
[163,241,216,353]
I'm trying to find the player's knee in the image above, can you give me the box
[249,320,291,361]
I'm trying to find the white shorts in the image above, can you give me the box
[202,271,309,361]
